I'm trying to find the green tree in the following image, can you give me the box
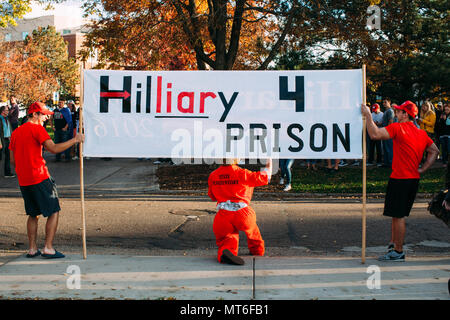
[0,0,32,27]
[24,25,79,99]
[275,0,449,104]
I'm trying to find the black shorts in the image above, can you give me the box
[383,178,419,218]
[20,178,61,217]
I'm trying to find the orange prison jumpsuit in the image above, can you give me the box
[208,164,269,263]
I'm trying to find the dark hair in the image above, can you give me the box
[0,105,9,113]
[27,111,41,118]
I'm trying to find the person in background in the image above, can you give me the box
[51,100,73,162]
[279,159,294,191]
[8,96,19,131]
[0,105,14,177]
[434,102,444,159]
[380,98,394,168]
[306,159,317,171]
[67,100,79,160]
[418,101,436,140]
[326,159,340,172]
[368,103,383,166]
[437,103,450,166]
[418,101,437,163]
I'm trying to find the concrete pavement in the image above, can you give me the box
[0,254,449,300]
[0,155,449,300]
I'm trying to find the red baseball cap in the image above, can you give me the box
[27,102,54,115]
[395,100,418,117]
[371,103,380,112]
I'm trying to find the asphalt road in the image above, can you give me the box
[1,196,449,258]
[0,156,448,258]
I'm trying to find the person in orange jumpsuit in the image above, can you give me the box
[208,158,272,265]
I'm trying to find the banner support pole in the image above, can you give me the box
[362,65,367,264]
[79,65,87,259]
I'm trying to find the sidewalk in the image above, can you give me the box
[0,253,449,300]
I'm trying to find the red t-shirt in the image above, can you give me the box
[208,165,269,205]
[385,121,434,179]
[9,122,51,186]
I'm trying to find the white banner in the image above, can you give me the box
[83,70,363,159]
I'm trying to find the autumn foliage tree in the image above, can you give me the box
[0,25,79,106]
[0,41,58,107]
[24,26,79,99]
[80,0,299,70]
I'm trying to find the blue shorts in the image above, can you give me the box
[20,178,61,217]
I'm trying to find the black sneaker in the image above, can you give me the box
[221,249,245,265]
[388,243,394,252]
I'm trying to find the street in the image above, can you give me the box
[1,196,449,258]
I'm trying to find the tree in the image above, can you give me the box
[0,0,32,27]
[80,0,299,70]
[24,25,79,99]
[0,41,58,107]
[274,0,449,104]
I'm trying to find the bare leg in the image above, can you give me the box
[27,216,39,254]
[390,222,394,244]
[43,212,59,254]
[392,217,406,252]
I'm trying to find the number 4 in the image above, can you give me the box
[279,76,305,112]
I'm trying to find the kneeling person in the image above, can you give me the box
[208,159,272,265]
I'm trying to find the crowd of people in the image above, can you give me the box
[0,97,80,171]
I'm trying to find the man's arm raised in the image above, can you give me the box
[361,104,391,141]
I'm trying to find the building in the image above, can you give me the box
[0,15,98,100]
[0,15,97,68]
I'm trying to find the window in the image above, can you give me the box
[22,32,29,40]
[63,29,71,35]
[4,33,11,41]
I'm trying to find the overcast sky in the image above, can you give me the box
[24,0,84,19]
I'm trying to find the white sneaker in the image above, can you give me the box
[338,160,348,167]
[283,184,291,192]
[279,178,284,185]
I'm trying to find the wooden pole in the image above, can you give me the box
[79,66,87,259]
[362,65,367,264]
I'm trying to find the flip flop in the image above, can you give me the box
[26,250,41,258]
[41,250,65,259]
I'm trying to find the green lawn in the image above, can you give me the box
[45,124,54,140]
[291,166,445,194]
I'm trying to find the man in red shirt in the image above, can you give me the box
[208,159,272,265]
[9,102,84,259]
[361,101,439,261]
